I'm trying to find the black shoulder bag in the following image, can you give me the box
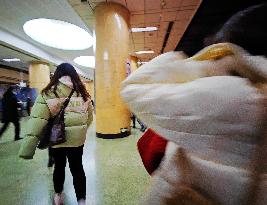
[37,89,75,149]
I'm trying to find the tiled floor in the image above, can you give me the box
[0,118,149,205]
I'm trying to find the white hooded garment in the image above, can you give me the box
[120,43,267,205]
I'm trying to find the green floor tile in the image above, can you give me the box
[0,118,150,205]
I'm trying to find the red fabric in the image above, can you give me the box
[137,128,168,175]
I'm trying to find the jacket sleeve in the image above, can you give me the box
[87,101,93,127]
[19,94,51,159]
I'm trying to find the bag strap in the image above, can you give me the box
[56,89,75,116]
[62,89,75,109]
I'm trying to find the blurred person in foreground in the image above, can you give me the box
[0,86,21,141]
[121,3,267,205]
[19,63,93,205]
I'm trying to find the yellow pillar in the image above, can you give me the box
[95,2,131,138]
[29,62,50,93]
[130,56,138,73]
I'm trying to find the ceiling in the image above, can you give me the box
[0,43,38,72]
[0,0,95,78]
[175,0,266,56]
[68,0,202,61]
[2,0,260,79]
[0,0,206,77]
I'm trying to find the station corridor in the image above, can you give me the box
[1,0,267,205]
[0,118,149,205]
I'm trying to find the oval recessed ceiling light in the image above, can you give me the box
[23,18,93,50]
[74,56,95,68]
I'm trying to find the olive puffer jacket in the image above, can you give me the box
[19,76,93,159]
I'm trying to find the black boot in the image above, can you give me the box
[14,137,23,141]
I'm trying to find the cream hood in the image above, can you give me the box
[120,43,267,168]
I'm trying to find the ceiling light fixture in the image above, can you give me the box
[2,58,21,62]
[131,27,158,32]
[135,50,155,54]
[137,61,148,65]
[23,18,93,50]
[74,56,95,68]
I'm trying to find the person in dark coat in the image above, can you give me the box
[26,97,32,116]
[0,86,21,140]
[131,113,147,132]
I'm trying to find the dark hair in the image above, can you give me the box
[205,3,267,56]
[42,63,90,102]
[4,86,15,97]
[6,86,14,93]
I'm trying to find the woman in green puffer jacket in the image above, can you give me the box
[19,63,93,205]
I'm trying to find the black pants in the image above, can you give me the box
[51,145,86,201]
[131,114,136,128]
[131,114,146,130]
[0,120,20,140]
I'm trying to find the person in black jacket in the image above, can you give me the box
[26,96,32,116]
[131,113,147,132]
[0,86,21,140]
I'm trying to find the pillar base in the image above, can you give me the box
[96,131,131,139]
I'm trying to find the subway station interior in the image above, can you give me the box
[0,0,267,205]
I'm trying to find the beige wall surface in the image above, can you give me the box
[29,63,50,93]
[0,67,28,84]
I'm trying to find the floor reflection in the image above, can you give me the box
[0,118,149,205]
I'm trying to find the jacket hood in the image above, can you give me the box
[59,76,73,89]
[120,43,267,168]
[121,43,267,88]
